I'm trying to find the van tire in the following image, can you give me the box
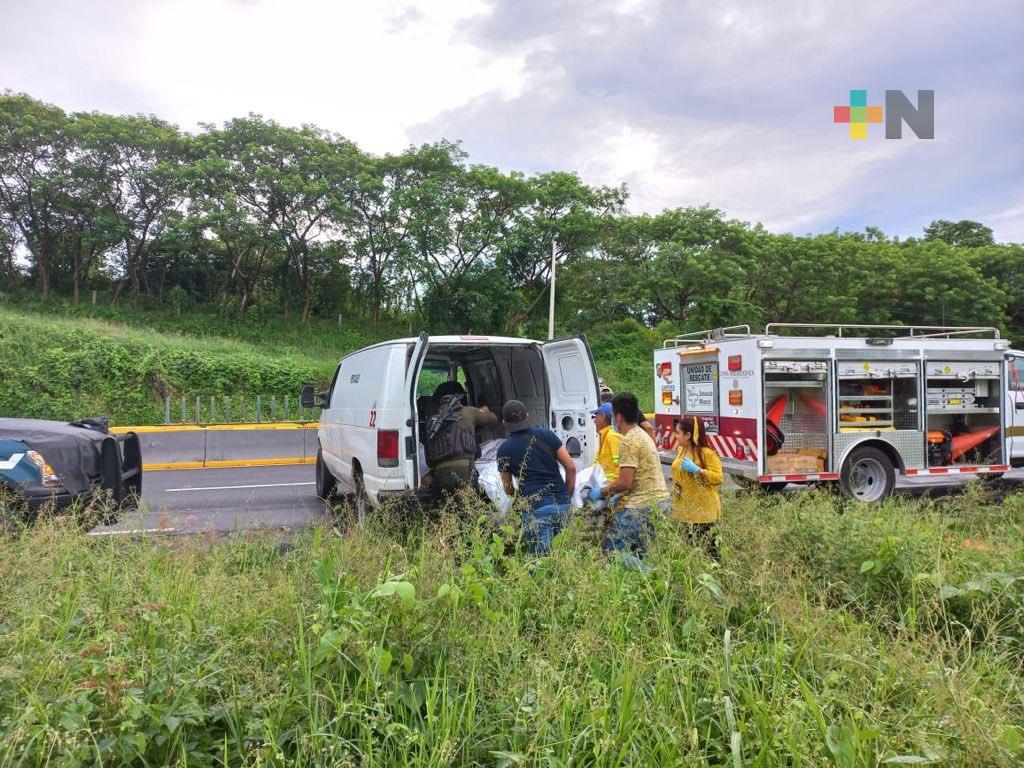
[315,450,337,500]
[352,467,368,524]
[840,446,895,502]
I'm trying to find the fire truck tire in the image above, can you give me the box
[762,482,788,493]
[840,446,895,502]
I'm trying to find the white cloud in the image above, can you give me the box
[2,0,528,152]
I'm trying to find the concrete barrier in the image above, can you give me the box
[119,414,649,471]
[111,423,318,470]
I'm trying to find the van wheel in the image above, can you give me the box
[841,446,895,502]
[352,468,368,524]
[315,450,337,500]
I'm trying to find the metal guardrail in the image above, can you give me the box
[162,395,321,425]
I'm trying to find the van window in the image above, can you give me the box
[467,358,502,410]
[1010,357,1023,390]
[418,364,449,397]
[328,364,344,408]
[557,355,589,395]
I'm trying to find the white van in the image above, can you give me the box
[303,333,601,514]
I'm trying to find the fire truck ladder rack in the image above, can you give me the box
[663,325,752,348]
[764,322,1002,339]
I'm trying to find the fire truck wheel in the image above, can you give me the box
[840,446,895,502]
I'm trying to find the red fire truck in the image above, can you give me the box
[653,323,1024,501]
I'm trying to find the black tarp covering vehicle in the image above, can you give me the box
[0,417,142,514]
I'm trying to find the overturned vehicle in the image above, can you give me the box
[0,418,142,517]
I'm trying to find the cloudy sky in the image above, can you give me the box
[2,0,1022,241]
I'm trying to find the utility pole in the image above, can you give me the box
[548,239,557,340]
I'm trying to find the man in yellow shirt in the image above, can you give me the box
[593,393,668,561]
[591,402,621,482]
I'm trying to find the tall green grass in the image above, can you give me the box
[2,488,1023,766]
[0,306,334,425]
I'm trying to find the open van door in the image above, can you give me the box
[1007,352,1024,467]
[542,336,600,467]
[405,332,429,488]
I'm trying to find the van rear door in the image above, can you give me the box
[404,333,429,488]
[542,337,600,466]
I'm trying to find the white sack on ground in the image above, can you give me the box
[474,460,606,513]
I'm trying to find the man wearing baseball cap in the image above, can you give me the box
[497,399,577,556]
[592,392,668,562]
[591,402,622,482]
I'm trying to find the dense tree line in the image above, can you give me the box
[2,92,1022,341]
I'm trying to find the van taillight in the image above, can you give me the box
[377,430,399,467]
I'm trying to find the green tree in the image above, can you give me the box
[73,112,189,308]
[59,116,129,304]
[199,117,360,322]
[563,208,754,331]
[0,210,20,296]
[923,219,995,248]
[0,93,71,300]
[339,151,416,325]
[187,135,284,315]
[888,239,1007,329]
[402,143,532,326]
[496,171,623,332]
[970,244,1024,342]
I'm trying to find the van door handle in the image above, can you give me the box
[1016,402,1024,410]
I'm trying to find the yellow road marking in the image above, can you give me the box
[144,457,316,471]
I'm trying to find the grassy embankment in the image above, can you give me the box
[2,487,1023,766]
[0,299,664,424]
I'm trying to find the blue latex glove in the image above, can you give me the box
[680,458,701,475]
[587,485,603,502]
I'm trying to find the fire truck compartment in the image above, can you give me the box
[763,360,829,475]
[924,362,1003,467]
[833,360,926,470]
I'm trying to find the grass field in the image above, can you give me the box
[2,487,1023,766]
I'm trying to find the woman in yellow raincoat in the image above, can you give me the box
[670,415,724,561]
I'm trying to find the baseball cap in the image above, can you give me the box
[501,400,532,432]
[590,402,614,420]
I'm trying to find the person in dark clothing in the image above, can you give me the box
[497,400,576,555]
[425,381,497,497]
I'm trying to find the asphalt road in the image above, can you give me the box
[90,462,1024,538]
[92,464,327,536]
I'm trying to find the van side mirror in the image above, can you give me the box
[300,384,327,409]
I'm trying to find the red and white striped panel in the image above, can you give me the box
[709,433,759,463]
[758,472,840,483]
[904,465,1009,476]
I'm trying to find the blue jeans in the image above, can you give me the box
[603,505,658,557]
[521,500,570,556]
